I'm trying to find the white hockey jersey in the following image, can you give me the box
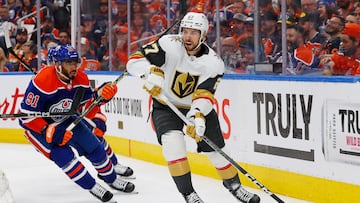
[127,34,224,108]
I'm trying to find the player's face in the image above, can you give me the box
[61,60,78,79]
[182,28,201,52]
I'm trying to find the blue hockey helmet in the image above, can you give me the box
[46,46,56,65]
[53,45,79,63]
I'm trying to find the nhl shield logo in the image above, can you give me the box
[171,70,199,98]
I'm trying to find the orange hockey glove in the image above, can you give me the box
[45,124,73,146]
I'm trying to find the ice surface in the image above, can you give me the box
[0,143,311,203]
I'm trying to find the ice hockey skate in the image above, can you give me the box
[109,175,135,193]
[113,163,134,178]
[229,183,260,203]
[183,191,204,203]
[90,183,114,202]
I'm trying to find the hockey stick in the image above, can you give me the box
[65,14,185,131]
[3,22,35,74]
[0,88,85,119]
[66,72,128,131]
[156,94,285,203]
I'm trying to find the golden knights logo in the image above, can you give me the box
[171,70,199,98]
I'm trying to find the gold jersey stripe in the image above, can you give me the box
[193,89,215,104]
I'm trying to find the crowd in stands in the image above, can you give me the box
[0,0,359,76]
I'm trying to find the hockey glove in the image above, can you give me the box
[92,118,107,137]
[143,66,164,97]
[45,124,73,146]
[97,82,118,101]
[185,111,206,142]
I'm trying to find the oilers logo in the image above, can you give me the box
[49,99,73,121]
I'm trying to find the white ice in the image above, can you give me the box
[0,143,311,203]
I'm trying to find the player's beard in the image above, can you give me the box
[60,66,77,81]
[65,69,77,80]
[184,40,200,52]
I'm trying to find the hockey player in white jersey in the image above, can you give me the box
[127,12,260,203]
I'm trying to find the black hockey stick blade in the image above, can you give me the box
[0,87,85,119]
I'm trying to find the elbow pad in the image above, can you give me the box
[190,98,213,116]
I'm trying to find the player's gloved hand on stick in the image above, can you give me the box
[143,66,164,97]
[44,124,73,146]
[185,109,206,142]
[92,117,106,136]
[97,82,118,101]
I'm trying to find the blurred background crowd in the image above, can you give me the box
[0,0,359,75]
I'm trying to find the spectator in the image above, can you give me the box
[81,14,96,43]
[150,14,167,35]
[0,4,17,39]
[244,16,254,35]
[78,37,101,71]
[259,0,276,14]
[318,1,338,36]
[299,12,327,56]
[45,0,71,30]
[41,33,56,50]
[112,25,137,71]
[131,0,147,17]
[336,0,355,17]
[0,47,11,72]
[320,23,360,75]
[321,16,345,54]
[15,0,44,25]
[80,37,96,60]
[354,3,360,24]
[8,27,28,71]
[0,4,10,22]
[261,11,281,57]
[18,40,37,72]
[208,20,232,45]
[96,32,110,70]
[80,14,98,56]
[113,0,128,26]
[301,0,318,13]
[7,0,21,23]
[230,13,249,44]
[345,13,357,23]
[280,24,320,75]
[132,13,151,42]
[230,0,247,15]
[239,36,256,73]
[41,16,59,40]
[57,29,70,45]
[94,0,109,34]
[220,36,242,73]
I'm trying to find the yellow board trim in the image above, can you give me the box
[1,129,360,203]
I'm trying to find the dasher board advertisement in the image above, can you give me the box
[323,100,360,165]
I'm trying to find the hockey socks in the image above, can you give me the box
[51,146,95,190]
[99,137,134,177]
[86,144,116,184]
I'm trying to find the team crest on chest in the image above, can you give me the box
[49,99,73,121]
[171,70,199,98]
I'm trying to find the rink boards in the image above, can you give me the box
[1,72,360,202]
